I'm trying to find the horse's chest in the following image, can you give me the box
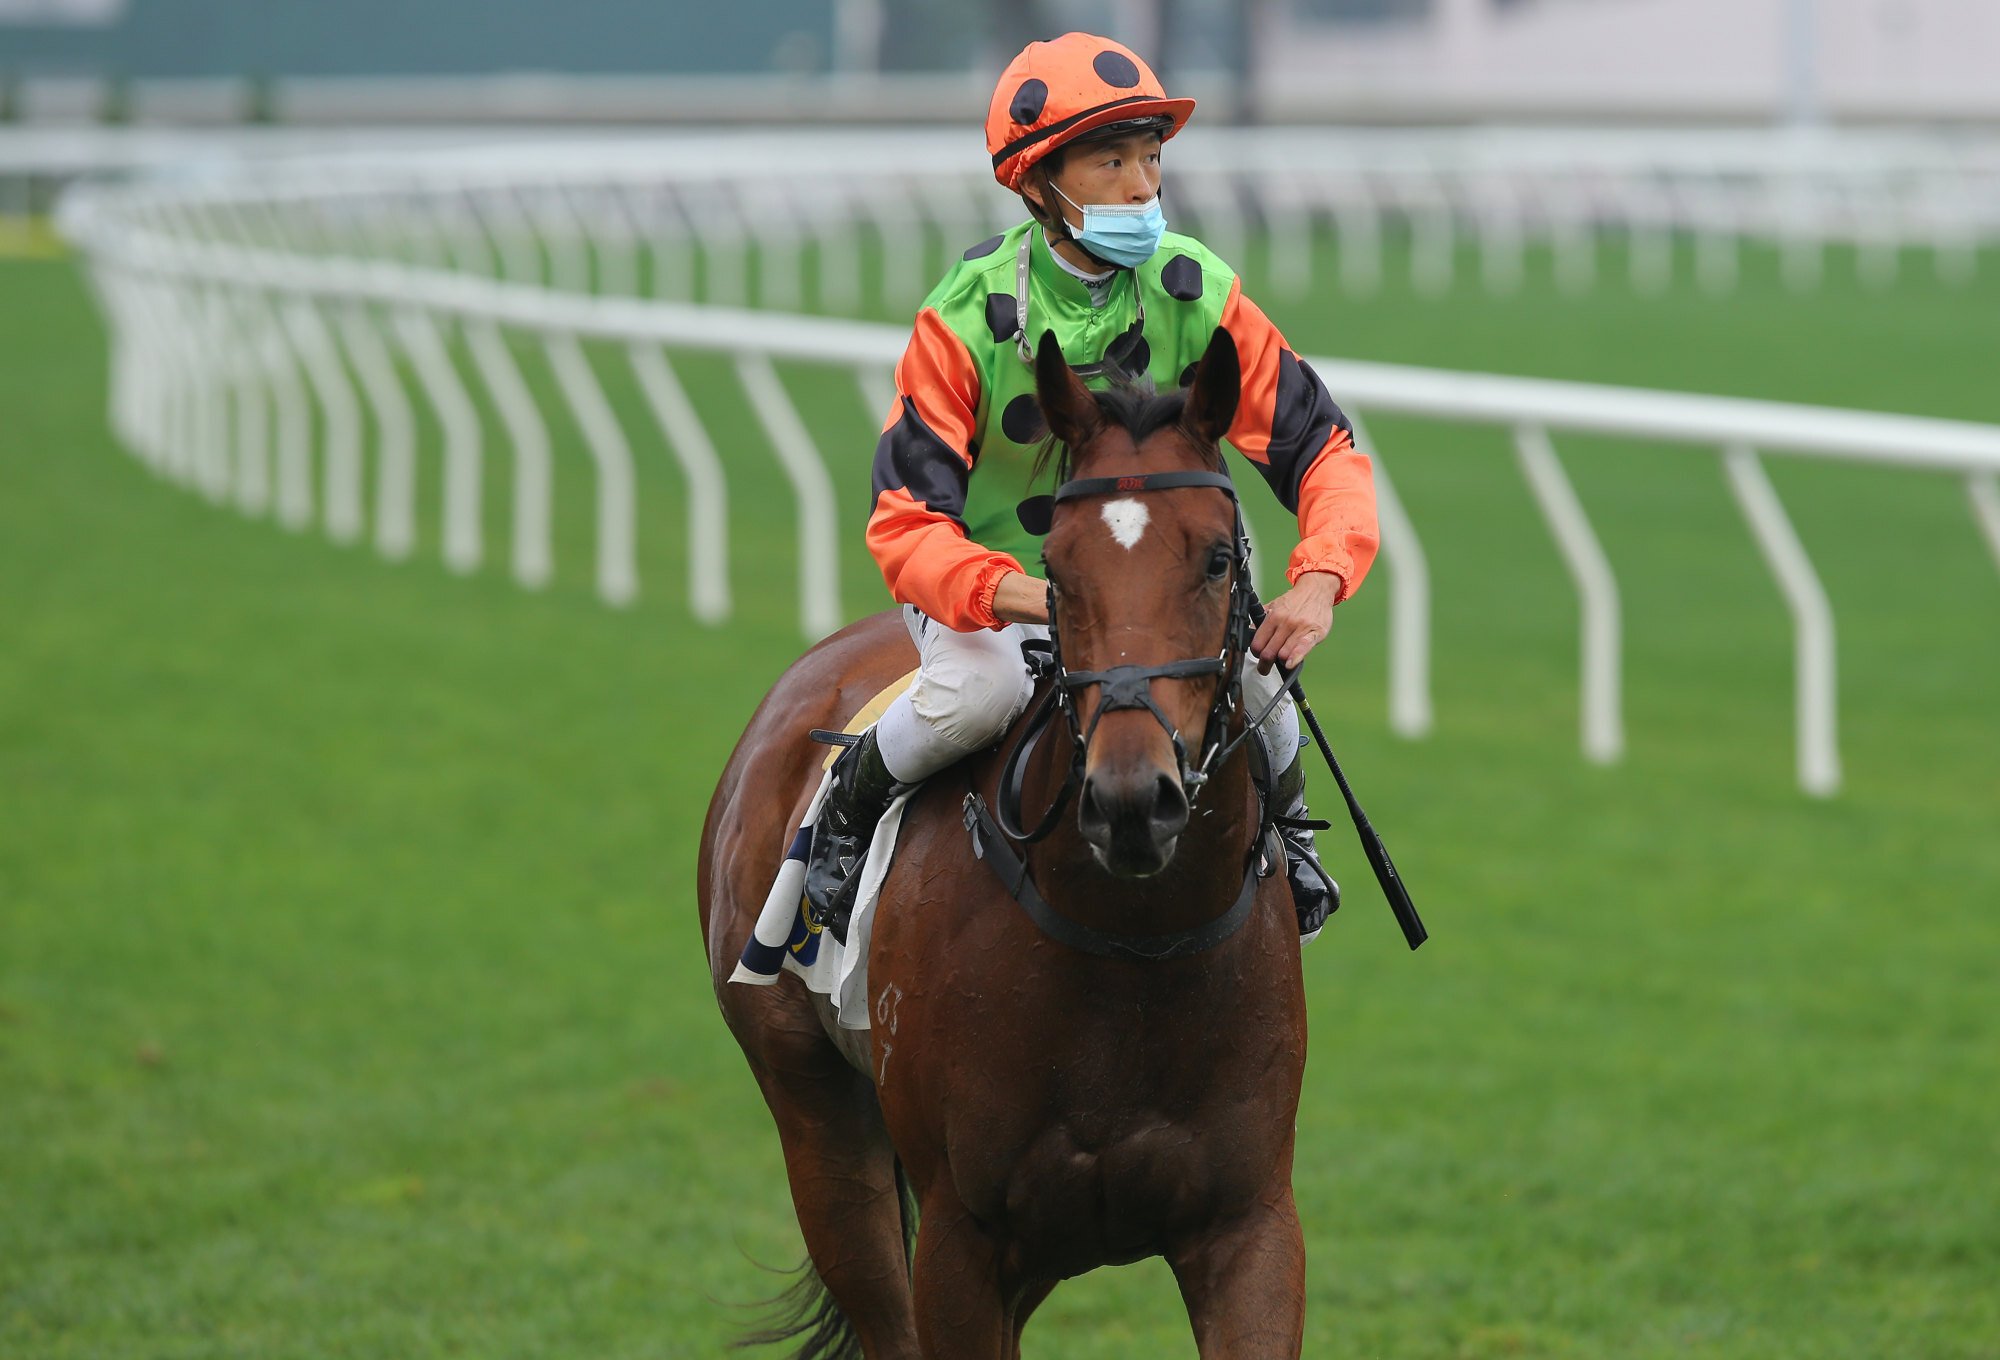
[936,1008,1300,1266]
[982,1113,1254,1267]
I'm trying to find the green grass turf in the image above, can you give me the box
[4,231,1999,1358]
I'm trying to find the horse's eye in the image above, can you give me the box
[1205,546,1233,581]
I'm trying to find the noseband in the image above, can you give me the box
[997,468,1265,844]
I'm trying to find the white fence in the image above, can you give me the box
[21,124,2000,299]
[56,134,2000,798]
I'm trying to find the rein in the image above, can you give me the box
[969,467,1276,961]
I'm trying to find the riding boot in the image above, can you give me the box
[803,726,903,940]
[1270,749,1340,944]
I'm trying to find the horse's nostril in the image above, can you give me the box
[1150,772,1189,836]
[1079,777,1111,835]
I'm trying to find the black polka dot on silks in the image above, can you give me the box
[1093,51,1142,89]
[1113,335,1151,379]
[963,234,1004,260]
[1160,253,1203,301]
[985,292,1019,343]
[1010,78,1049,124]
[1001,393,1046,444]
[1179,362,1198,388]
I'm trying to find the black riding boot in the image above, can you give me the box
[803,727,903,940]
[1270,750,1340,944]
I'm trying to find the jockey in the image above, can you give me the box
[807,32,1380,945]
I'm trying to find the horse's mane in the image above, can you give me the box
[1029,377,1223,487]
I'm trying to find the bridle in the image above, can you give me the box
[994,467,1285,845]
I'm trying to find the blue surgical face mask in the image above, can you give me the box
[1052,183,1166,269]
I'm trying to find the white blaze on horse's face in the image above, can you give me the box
[1100,498,1150,550]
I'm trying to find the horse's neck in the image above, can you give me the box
[1030,717,1260,934]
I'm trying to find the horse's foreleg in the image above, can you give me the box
[1168,1189,1308,1359]
[909,1192,1013,1360]
[743,1011,921,1360]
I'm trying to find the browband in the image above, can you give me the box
[1017,469,1237,536]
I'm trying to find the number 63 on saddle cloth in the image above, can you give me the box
[728,670,919,1030]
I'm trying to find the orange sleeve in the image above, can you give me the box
[864,307,1025,631]
[1217,277,1379,602]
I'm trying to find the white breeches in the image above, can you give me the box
[873,604,1302,785]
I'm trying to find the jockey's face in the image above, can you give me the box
[1039,131,1163,223]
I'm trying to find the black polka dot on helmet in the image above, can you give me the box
[1010,79,1048,125]
[1092,50,1142,88]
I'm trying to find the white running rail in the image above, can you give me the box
[57,140,2000,798]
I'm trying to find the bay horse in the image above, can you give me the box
[700,328,1308,1358]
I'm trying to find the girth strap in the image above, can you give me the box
[962,792,1262,963]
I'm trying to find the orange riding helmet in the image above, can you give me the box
[985,33,1196,194]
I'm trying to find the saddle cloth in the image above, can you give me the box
[727,670,918,1031]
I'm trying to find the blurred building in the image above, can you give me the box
[0,0,1995,123]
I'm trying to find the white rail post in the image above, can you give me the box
[122,274,167,457]
[736,354,842,639]
[744,181,804,312]
[470,186,545,285]
[1780,179,1825,293]
[1514,424,1624,764]
[688,183,748,308]
[191,286,235,504]
[867,179,926,312]
[1475,177,1525,297]
[1723,443,1840,797]
[1332,180,1383,298]
[334,303,417,560]
[1191,179,1248,290]
[282,298,365,544]
[1853,180,1901,292]
[854,367,895,429]
[89,268,135,450]
[126,277,176,472]
[225,290,270,515]
[1550,181,1598,299]
[544,333,639,606]
[395,308,483,575]
[1411,188,1456,298]
[587,185,641,299]
[465,322,554,589]
[132,279,191,482]
[259,292,315,533]
[629,344,732,623]
[649,186,696,302]
[530,185,593,295]
[1967,473,2000,576]
[1625,183,1673,297]
[1258,153,1313,300]
[819,198,863,315]
[1345,411,1432,740]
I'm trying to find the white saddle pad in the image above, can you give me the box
[728,766,911,1032]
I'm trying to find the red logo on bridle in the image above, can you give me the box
[1116,476,1146,492]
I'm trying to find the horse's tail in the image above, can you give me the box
[731,1159,916,1360]
[730,1263,858,1360]
[894,1156,919,1267]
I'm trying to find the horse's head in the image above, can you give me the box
[1030,327,1245,878]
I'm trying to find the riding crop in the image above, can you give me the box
[1250,598,1428,951]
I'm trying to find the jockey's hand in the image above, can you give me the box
[993,571,1052,625]
[1251,571,1344,674]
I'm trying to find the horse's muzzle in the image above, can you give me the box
[1078,766,1189,877]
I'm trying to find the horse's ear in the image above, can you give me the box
[1034,329,1099,450]
[1183,327,1240,446]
